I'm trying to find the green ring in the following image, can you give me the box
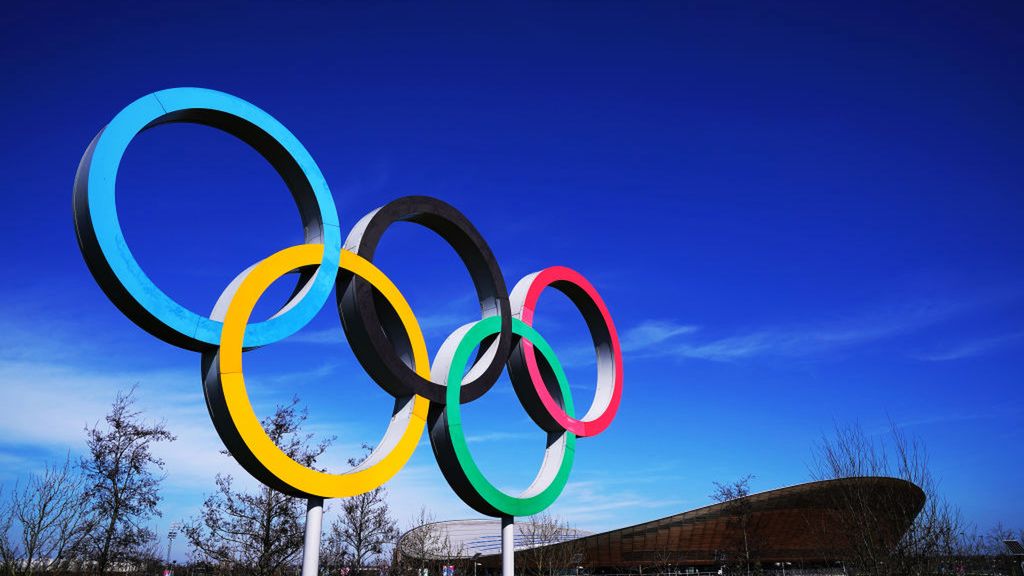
[445,316,576,516]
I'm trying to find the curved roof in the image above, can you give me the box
[399,519,593,559]
[401,477,925,568]
[567,476,925,567]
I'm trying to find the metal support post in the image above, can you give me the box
[501,516,514,576]
[302,497,324,576]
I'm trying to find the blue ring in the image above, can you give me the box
[73,87,341,350]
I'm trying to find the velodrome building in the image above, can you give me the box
[398,478,925,573]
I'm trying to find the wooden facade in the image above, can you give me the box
[476,477,925,570]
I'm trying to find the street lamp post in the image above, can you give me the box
[166,523,180,574]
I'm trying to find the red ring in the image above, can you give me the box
[511,266,622,437]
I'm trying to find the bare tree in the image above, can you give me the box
[183,397,331,576]
[323,448,400,575]
[395,508,463,576]
[1,455,95,575]
[809,421,971,576]
[0,488,14,576]
[982,522,1024,575]
[709,475,762,576]
[985,522,1024,555]
[82,388,175,575]
[519,512,582,576]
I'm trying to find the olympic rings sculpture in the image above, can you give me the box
[73,88,623,518]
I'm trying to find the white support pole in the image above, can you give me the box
[302,497,324,576]
[501,516,514,576]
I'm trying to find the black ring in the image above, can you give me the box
[337,196,512,404]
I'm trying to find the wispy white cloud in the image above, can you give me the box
[545,476,686,530]
[263,362,340,384]
[285,327,346,345]
[625,298,981,362]
[668,332,774,361]
[464,431,534,444]
[0,348,443,550]
[883,412,994,432]
[465,298,978,367]
[912,332,1024,362]
[0,358,238,490]
[621,320,699,352]
[416,311,474,335]
[525,319,695,369]
[0,307,688,555]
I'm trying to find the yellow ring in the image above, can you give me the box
[217,244,430,498]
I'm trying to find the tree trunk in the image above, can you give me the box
[98,483,121,576]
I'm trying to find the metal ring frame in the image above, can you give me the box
[73,88,623,515]
[339,196,513,405]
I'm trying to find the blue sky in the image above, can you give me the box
[1,1,1022,559]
